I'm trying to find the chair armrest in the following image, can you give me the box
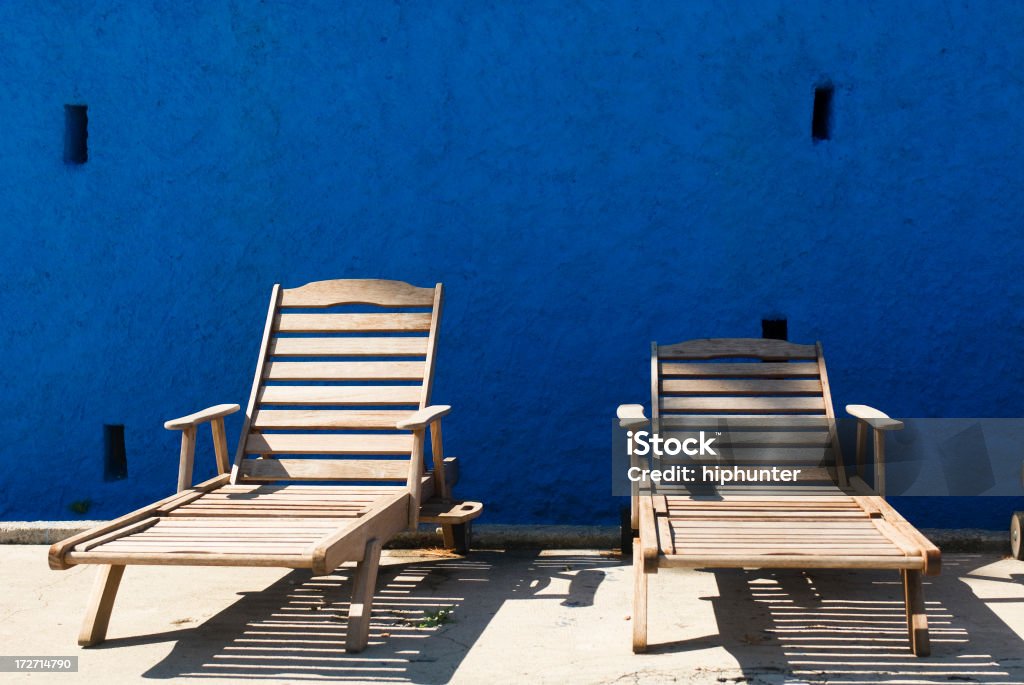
[637,494,660,572]
[396,405,451,430]
[617,404,650,429]
[846,405,902,498]
[164,404,240,430]
[396,405,451,530]
[164,404,239,490]
[846,404,903,431]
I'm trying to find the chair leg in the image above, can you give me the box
[443,523,471,554]
[903,569,930,656]
[346,538,383,653]
[452,520,471,552]
[621,505,636,556]
[632,538,648,653]
[78,564,126,647]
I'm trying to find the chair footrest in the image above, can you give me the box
[419,499,483,524]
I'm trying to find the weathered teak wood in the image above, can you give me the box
[166,405,240,491]
[903,569,930,656]
[632,538,648,653]
[176,427,196,493]
[346,537,384,653]
[622,337,940,656]
[847,404,903,497]
[50,279,483,652]
[78,564,125,646]
[49,475,230,570]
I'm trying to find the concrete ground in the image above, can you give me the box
[2,547,1023,684]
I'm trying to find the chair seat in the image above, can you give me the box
[657,488,928,570]
[65,484,409,569]
[168,484,407,518]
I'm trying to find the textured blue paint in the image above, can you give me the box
[1,1,1022,529]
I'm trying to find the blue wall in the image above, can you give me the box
[1,1,1022,528]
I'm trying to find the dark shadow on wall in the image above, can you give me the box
[650,556,1024,683]
[92,551,616,683]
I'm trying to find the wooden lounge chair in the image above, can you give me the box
[50,279,482,651]
[618,338,940,656]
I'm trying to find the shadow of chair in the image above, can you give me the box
[663,554,1024,684]
[93,551,620,683]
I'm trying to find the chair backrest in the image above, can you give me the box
[650,338,844,483]
[230,279,442,485]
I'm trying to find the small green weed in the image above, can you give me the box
[418,607,454,628]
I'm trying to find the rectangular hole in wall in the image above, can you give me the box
[761,318,788,341]
[811,85,833,141]
[64,104,88,164]
[104,424,127,481]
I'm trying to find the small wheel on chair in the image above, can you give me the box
[1011,512,1024,560]
[452,523,472,555]
[620,505,636,556]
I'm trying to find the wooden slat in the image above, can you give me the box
[66,551,313,568]
[279,279,436,308]
[238,458,410,482]
[660,397,826,414]
[253,409,410,430]
[656,416,831,430]
[98,542,310,552]
[671,546,904,555]
[669,521,878,529]
[667,510,868,519]
[230,285,281,486]
[659,446,832,463]
[659,430,831,447]
[168,508,363,518]
[171,499,372,509]
[661,379,823,395]
[276,313,432,333]
[270,337,430,357]
[661,554,924,570]
[216,484,406,494]
[197,493,385,503]
[660,362,821,378]
[245,433,413,455]
[671,533,897,543]
[657,339,819,361]
[265,361,425,381]
[673,532,889,539]
[154,517,352,527]
[258,385,421,406]
[172,495,373,507]
[420,284,443,407]
[670,494,852,502]
[668,501,858,509]
[657,515,675,554]
[817,340,847,487]
[76,518,161,552]
[680,483,842,494]
[154,488,209,514]
[48,475,230,570]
